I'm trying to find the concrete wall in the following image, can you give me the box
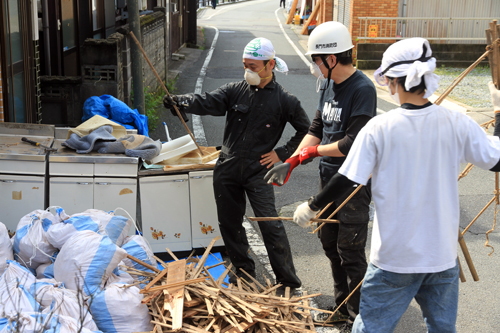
[356,43,489,69]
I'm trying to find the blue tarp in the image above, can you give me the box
[82,95,149,136]
[160,252,230,286]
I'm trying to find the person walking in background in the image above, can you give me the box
[212,0,217,9]
[280,0,286,8]
[163,37,310,296]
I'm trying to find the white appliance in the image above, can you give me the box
[189,170,224,248]
[139,174,192,252]
[0,124,54,234]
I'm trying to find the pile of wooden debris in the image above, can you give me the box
[124,236,332,333]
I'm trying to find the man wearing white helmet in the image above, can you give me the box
[293,37,500,332]
[163,37,310,295]
[265,21,377,331]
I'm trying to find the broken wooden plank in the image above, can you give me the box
[166,259,187,330]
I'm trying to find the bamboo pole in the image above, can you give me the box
[286,0,299,24]
[301,0,322,35]
[247,216,339,223]
[458,230,479,281]
[128,31,204,156]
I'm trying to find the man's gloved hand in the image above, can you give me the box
[299,145,321,164]
[293,202,318,228]
[489,81,500,112]
[163,94,190,122]
[264,155,300,186]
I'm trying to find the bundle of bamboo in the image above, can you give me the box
[124,237,334,333]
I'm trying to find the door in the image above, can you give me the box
[189,171,224,248]
[60,0,79,76]
[0,174,45,235]
[139,174,192,252]
[49,177,94,215]
[93,177,138,235]
[0,0,33,122]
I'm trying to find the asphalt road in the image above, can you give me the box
[155,1,500,332]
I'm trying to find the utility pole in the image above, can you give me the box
[129,0,145,115]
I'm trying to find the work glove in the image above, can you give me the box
[264,155,300,186]
[163,94,190,123]
[293,202,318,228]
[299,145,321,164]
[489,81,500,112]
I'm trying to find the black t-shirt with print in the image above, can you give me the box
[310,70,377,181]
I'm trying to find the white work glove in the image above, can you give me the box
[489,81,500,112]
[293,202,318,228]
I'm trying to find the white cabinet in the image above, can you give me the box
[49,177,94,214]
[140,174,192,252]
[0,175,45,234]
[189,171,224,249]
[49,176,137,222]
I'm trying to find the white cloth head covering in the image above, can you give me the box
[381,38,439,98]
[243,37,288,73]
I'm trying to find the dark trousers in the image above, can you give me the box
[211,0,217,9]
[319,178,371,322]
[213,155,301,288]
[280,0,285,7]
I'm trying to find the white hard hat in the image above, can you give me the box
[306,21,354,56]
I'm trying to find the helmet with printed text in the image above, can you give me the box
[305,21,354,56]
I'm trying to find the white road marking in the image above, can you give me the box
[192,25,219,146]
[274,8,311,68]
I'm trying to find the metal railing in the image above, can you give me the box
[358,17,498,43]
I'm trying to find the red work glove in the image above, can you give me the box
[264,155,300,186]
[299,145,321,164]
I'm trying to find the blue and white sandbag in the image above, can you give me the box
[13,210,58,269]
[1,260,36,291]
[90,283,153,333]
[30,281,99,331]
[0,280,41,315]
[0,222,13,275]
[0,312,102,333]
[121,235,157,273]
[105,266,134,286]
[70,209,132,247]
[46,214,100,249]
[53,230,127,296]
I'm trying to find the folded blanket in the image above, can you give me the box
[95,134,161,160]
[62,125,116,153]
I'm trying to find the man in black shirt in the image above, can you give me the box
[163,37,310,295]
[265,22,377,332]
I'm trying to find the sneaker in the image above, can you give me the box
[312,307,349,325]
[339,322,353,333]
[275,285,296,298]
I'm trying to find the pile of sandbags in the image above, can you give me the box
[0,207,156,333]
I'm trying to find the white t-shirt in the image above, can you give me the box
[339,104,500,273]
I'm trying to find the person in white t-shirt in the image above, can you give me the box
[293,37,500,333]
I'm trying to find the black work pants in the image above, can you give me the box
[280,0,285,7]
[319,178,371,322]
[213,155,301,288]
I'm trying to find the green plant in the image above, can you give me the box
[144,78,178,132]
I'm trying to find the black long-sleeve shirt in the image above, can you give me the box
[180,76,311,161]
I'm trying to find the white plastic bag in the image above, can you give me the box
[0,223,14,276]
[30,281,98,331]
[53,230,127,296]
[121,235,157,273]
[67,209,132,247]
[0,260,36,291]
[90,283,153,333]
[46,215,100,249]
[0,280,41,315]
[13,210,58,269]
[0,312,101,333]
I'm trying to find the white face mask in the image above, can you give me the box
[389,81,401,105]
[310,62,325,93]
[244,68,262,86]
